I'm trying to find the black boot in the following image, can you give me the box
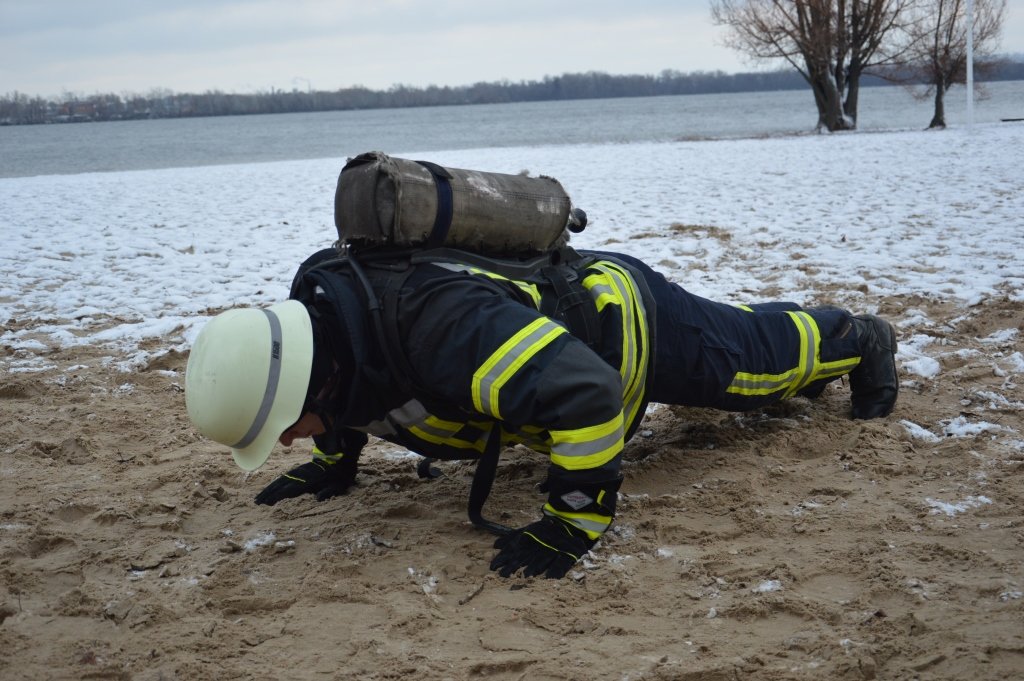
[849,314,899,419]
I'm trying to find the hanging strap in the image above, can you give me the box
[416,457,443,479]
[468,426,513,536]
[411,427,511,536]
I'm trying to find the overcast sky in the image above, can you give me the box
[3,0,1023,99]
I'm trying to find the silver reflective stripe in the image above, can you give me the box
[730,371,799,393]
[231,309,283,449]
[433,262,474,274]
[354,399,428,437]
[543,509,610,534]
[477,320,563,417]
[624,275,649,423]
[568,516,611,533]
[388,399,430,427]
[582,262,649,433]
[411,419,461,440]
[585,266,637,390]
[551,424,624,460]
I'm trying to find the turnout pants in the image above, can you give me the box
[613,254,862,411]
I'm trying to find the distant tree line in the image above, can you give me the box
[2,59,1021,126]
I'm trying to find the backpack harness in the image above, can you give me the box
[292,244,603,536]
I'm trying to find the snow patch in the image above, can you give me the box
[900,420,941,443]
[925,496,992,516]
[941,417,1011,438]
[753,580,782,593]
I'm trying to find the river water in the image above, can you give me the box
[1,81,1022,178]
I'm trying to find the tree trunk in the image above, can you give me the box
[928,81,947,129]
[844,68,862,129]
[809,70,853,132]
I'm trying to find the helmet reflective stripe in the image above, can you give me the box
[230,308,284,450]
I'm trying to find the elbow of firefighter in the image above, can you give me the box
[543,353,623,423]
[540,356,626,472]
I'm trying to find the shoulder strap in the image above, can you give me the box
[406,245,602,348]
[290,249,424,401]
[408,245,590,281]
[539,264,601,349]
[291,255,370,373]
[344,254,421,398]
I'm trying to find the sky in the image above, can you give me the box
[5,0,1021,99]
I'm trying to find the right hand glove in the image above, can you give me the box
[489,472,624,578]
[254,453,356,506]
[489,515,596,579]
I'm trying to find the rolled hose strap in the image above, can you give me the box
[414,160,454,248]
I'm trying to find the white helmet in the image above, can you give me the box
[185,300,313,471]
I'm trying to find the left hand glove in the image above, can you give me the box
[490,515,596,579]
[254,456,356,506]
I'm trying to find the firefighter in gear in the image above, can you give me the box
[185,248,898,579]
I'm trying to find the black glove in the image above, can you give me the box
[490,515,596,579]
[254,454,356,506]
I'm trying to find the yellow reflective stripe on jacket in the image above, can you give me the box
[406,414,463,443]
[582,261,650,431]
[548,412,624,470]
[542,506,612,540]
[502,423,552,451]
[407,415,490,453]
[472,317,568,419]
[726,311,861,398]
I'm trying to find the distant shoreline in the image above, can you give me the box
[4,62,1023,127]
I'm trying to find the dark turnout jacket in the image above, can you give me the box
[293,248,652,539]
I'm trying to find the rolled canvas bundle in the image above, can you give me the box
[334,151,577,256]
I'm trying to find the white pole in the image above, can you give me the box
[966,0,974,126]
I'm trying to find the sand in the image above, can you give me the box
[2,290,1023,681]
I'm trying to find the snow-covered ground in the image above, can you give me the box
[2,122,1022,370]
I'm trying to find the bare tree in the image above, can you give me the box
[901,0,1007,128]
[711,0,914,131]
